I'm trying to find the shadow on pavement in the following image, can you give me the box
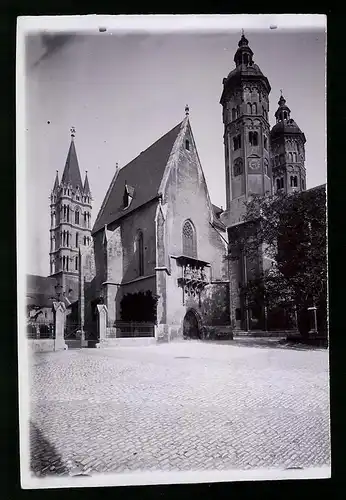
[30,421,69,476]
[202,338,327,351]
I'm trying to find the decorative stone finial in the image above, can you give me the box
[70,126,76,139]
[185,104,189,116]
[241,28,244,36]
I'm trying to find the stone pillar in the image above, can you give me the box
[53,301,67,351]
[96,304,108,348]
[79,248,87,347]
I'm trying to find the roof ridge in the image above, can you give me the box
[92,120,183,234]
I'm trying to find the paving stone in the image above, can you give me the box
[29,342,330,475]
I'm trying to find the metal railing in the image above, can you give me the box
[107,321,155,338]
[27,320,55,339]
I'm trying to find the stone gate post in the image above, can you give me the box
[53,301,67,351]
[96,304,108,348]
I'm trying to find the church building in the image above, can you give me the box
[28,32,313,341]
[82,107,231,341]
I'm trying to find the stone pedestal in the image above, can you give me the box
[53,301,67,351]
[96,304,108,348]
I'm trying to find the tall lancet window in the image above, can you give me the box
[182,220,197,258]
[137,230,144,277]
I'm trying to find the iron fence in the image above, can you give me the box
[27,320,55,339]
[107,321,155,338]
[64,322,81,340]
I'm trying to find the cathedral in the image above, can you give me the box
[28,33,310,341]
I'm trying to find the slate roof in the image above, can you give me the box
[211,204,226,231]
[92,121,183,234]
[52,171,59,192]
[61,139,83,191]
[83,172,91,194]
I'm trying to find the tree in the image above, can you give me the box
[120,291,159,322]
[231,185,327,335]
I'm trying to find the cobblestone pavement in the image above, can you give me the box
[28,341,330,476]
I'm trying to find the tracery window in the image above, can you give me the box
[182,220,197,258]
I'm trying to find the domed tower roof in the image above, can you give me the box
[220,32,270,105]
[270,93,306,142]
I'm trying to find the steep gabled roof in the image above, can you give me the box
[92,121,183,234]
[61,139,83,191]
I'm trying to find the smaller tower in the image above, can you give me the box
[49,128,92,302]
[270,93,307,194]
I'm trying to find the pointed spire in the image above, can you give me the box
[185,104,189,116]
[52,170,59,192]
[61,128,83,190]
[83,170,91,195]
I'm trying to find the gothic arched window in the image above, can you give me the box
[137,231,144,277]
[234,158,243,176]
[75,209,80,225]
[293,152,297,162]
[249,131,258,146]
[247,103,252,115]
[182,220,197,258]
[75,256,78,271]
[288,152,293,162]
[75,232,79,248]
[233,135,241,151]
[252,103,257,115]
[63,256,66,270]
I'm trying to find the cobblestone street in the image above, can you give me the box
[28,341,330,476]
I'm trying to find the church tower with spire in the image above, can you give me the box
[270,93,306,194]
[49,127,92,303]
[220,33,272,331]
[220,32,272,228]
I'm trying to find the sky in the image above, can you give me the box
[22,17,326,277]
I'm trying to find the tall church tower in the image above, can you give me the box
[220,32,272,228]
[49,127,92,303]
[220,33,272,331]
[270,93,306,194]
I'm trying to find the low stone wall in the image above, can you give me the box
[203,325,233,340]
[97,338,157,348]
[233,330,296,338]
[28,339,56,353]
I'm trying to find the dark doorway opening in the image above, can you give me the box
[183,309,201,339]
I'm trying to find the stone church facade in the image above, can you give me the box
[83,111,230,341]
[28,33,312,341]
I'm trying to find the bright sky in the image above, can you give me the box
[22,16,326,277]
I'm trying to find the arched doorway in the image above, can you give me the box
[183,309,202,339]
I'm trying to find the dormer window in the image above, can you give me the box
[123,184,135,210]
[185,139,190,151]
